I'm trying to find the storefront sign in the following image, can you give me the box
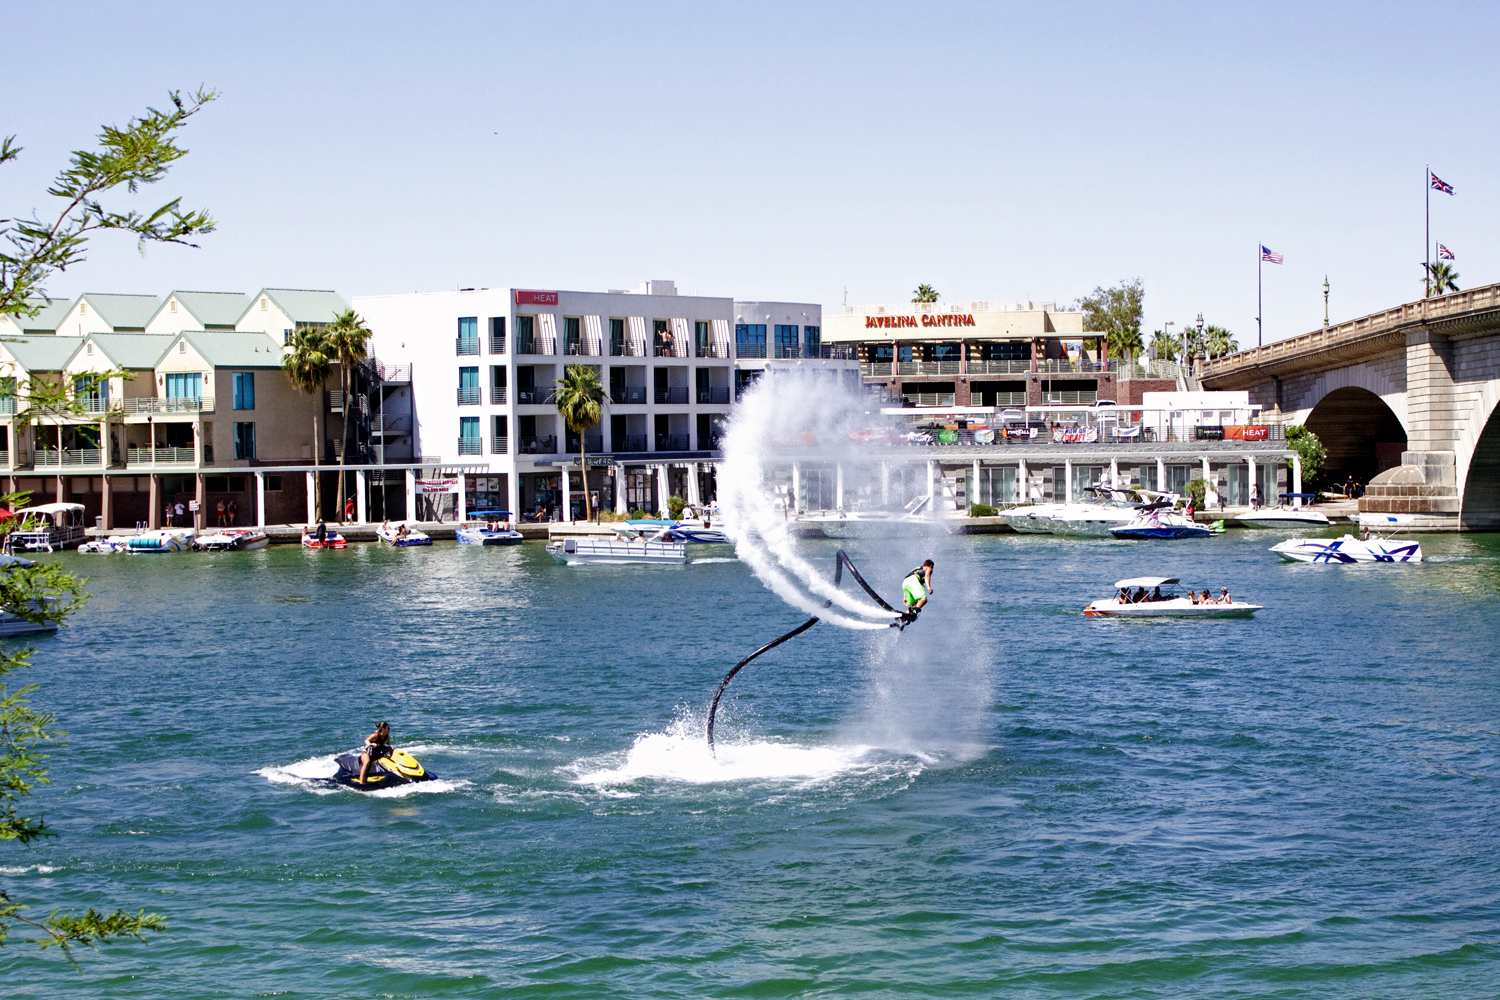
[1194,426,1226,441]
[514,290,559,306]
[1224,425,1270,441]
[864,313,976,329]
[417,479,459,494]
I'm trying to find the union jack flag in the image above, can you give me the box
[1431,172,1454,195]
[1437,243,1455,260]
[1260,245,1283,264]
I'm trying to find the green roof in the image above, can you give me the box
[81,333,175,370]
[177,330,286,367]
[244,288,349,325]
[156,291,249,328]
[78,293,162,330]
[13,296,74,333]
[5,336,87,371]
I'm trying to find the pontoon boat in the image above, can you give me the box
[6,503,88,553]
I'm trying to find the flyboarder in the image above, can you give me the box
[902,560,935,614]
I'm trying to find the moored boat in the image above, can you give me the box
[1109,502,1214,540]
[546,533,689,565]
[6,502,88,553]
[1234,493,1333,529]
[377,520,433,547]
[192,527,270,551]
[456,510,523,546]
[301,525,347,549]
[125,528,196,554]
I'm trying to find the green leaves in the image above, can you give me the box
[1077,279,1144,358]
[282,325,333,394]
[1,87,218,319]
[1425,261,1459,297]
[555,364,604,435]
[911,284,939,303]
[1286,425,1327,486]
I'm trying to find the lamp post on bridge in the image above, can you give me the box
[1323,276,1330,332]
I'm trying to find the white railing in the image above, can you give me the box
[126,446,196,464]
[121,397,215,414]
[33,448,103,468]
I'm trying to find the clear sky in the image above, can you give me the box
[3,1,1496,345]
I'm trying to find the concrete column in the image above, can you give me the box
[686,462,702,508]
[457,471,468,522]
[101,475,112,530]
[835,463,844,511]
[195,473,205,530]
[1247,455,1256,507]
[1064,459,1073,502]
[54,475,64,504]
[510,469,523,521]
[792,461,801,513]
[613,463,627,514]
[926,460,936,514]
[306,471,317,525]
[356,469,368,523]
[972,458,982,507]
[1017,458,1028,502]
[148,474,160,529]
[1292,453,1303,504]
[193,420,204,467]
[881,461,890,506]
[255,471,266,527]
[1156,456,1166,494]
[559,466,570,522]
[405,468,417,522]
[1110,457,1119,487]
[655,464,670,515]
[1201,455,1211,485]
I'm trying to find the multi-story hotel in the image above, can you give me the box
[353,280,850,521]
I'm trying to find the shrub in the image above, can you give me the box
[1285,425,1327,487]
[627,509,648,520]
[667,495,687,520]
[970,503,997,517]
[1184,478,1207,508]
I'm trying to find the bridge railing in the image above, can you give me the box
[1204,281,1500,377]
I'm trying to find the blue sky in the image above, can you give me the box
[3,1,1495,345]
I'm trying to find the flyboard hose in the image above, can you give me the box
[706,549,916,753]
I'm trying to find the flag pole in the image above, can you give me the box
[1425,164,1431,297]
[1257,244,1263,348]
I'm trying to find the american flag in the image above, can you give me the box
[1437,243,1455,260]
[1260,245,1283,264]
[1431,172,1454,195]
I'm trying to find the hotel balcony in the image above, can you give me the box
[33,448,104,469]
[609,386,647,404]
[516,389,555,405]
[613,434,646,452]
[457,436,484,456]
[457,386,481,406]
[456,337,480,356]
[126,446,199,466]
[519,436,557,455]
[696,387,730,404]
[121,396,215,415]
[488,334,506,355]
[656,433,690,452]
[491,436,508,455]
[654,386,688,405]
[489,386,507,405]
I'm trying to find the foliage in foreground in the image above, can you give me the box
[1285,425,1327,487]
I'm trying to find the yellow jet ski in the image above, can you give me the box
[327,747,435,791]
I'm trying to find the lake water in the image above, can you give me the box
[2,530,1498,998]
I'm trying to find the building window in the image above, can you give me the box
[489,316,506,353]
[165,372,202,399]
[460,416,481,455]
[695,321,710,356]
[736,323,766,358]
[233,372,255,410]
[803,325,820,355]
[283,328,294,345]
[73,376,108,410]
[458,316,478,340]
[871,344,893,364]
[898,345,914,363]
[233,422,256,460]
[458,366,480,405]
[564,316,581,354]
[773,324,798,358]
[266,475,282,491]
[516,315,536,353]
[610,318,625,355]
[933,344,961,362]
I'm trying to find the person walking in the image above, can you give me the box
[227,498,238,525]
[344,496,356,523]
[174,500,185,526]
[1250,483,1260,510]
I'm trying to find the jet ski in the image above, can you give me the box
[323,746,436,790]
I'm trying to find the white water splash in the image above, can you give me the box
[257,752,466,798]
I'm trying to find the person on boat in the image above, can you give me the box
[315,520,327,544]
[1132,587,1147,603]
[902,560,935,613]
[1190,590,1200,605]
[1151,586,1163,602]
[396,523,409,539]
[1118,587,1131,604]
[357,722,393,784]
[1219,587,1231,604]
[1201,589,1212,603]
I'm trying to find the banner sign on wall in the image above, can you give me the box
[416,479,459,494]
[514,290,559,305]
[1224,425,1270,441]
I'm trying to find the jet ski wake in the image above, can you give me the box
[706,548,917,754]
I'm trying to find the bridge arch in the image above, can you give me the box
[1304,386,1407,486]
[1460,390,1500,530]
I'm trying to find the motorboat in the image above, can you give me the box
[125,528,197,554]
[192,527,270,551]
[319,746,437,791]
[1048,487,1144,537]
[1083,576,1262,617]
[301,525,347,549]
[0,553,57,636]
[1234,493,1333,529]
[620,518,731,545]
[547,532,690,565]
[456,510,523,546]
[1110,502,1214,540]
[78,536,131,553]
[1269,515,1422,563]
[1000,502,1069,533]
[377,520,433,547]
[6,502,88,553]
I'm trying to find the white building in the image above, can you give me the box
[353,280,841,520]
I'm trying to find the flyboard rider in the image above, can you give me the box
[901,560,935,619]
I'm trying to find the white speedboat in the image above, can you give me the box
[125,528,196,554]
[192,528,270,551]
[79,536,131,553]
[377,520,433,547]
[1049,487,1144,537]
[1083,576,1261,617]
[456,510,523,546]
[1000,503,1068,533]
[546,534,689,565]
[302,526,347,549]
[1270,516,1422,563]
[1110,503,1215,540]
[1235,494,1332,529]
[621,519,731,545]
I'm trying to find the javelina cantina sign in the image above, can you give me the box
[864,314,976,329]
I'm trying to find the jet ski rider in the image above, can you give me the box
[901,560,935,619]
[358,722,393,784]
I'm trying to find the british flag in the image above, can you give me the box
[1438,243,1455,260]
[1431,172,1454,195]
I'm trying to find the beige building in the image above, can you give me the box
[143,291,250,335]
[0,296,73,338]
[52,293,161,336]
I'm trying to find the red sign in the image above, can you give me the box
[864,313,976,329]
[515,290,559,306]
[1224,425,1270,441]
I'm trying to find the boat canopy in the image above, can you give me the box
[469,510,512,517]
[15,502,86,516]
[1280,492,1320,500]
[1113,576,1180,588]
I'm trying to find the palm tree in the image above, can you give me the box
[1150,328,1181,362]
[325,309,371,521]
[555,365,604,520]
[1204,325,1238,358]
[282,325,332,521]
[1107,325,1145,362]
[911,284,939,303]
[1426,261,1459,296]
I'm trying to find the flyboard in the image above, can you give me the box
[706,548,917,754]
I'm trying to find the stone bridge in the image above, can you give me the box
[1201,283,1500,530]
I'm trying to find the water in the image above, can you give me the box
[2,531,1499,998]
